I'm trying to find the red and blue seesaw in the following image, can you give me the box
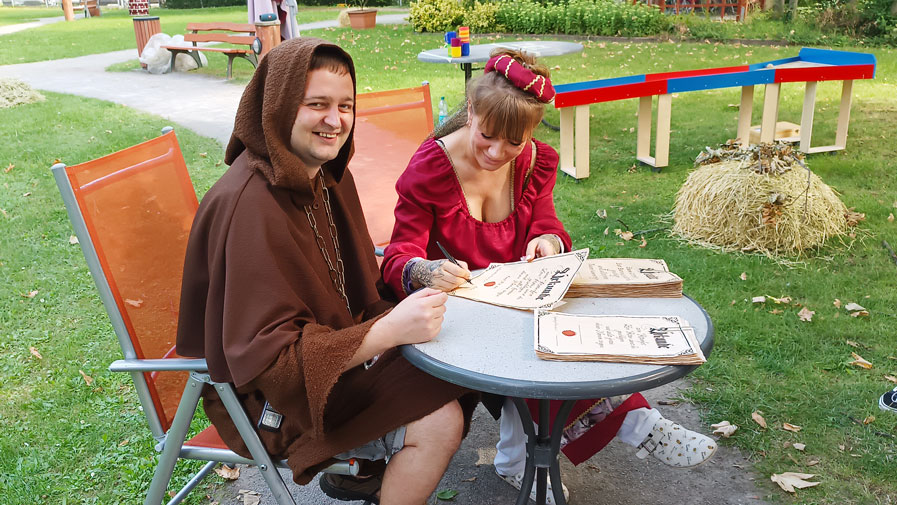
[553,47,876,177]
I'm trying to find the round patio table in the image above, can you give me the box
[401,294,714,505]
[417,41,584,82]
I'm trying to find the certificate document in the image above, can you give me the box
[566,258,682,298]
[451,249,589,310]
[534,310,706,365]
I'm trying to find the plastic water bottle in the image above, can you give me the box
[438,97,448,125]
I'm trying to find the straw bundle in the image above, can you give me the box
[672,143,850,256]
[0,78,44,109]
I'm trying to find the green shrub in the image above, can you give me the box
[496,0,667,36]
[462,1,504,33]
[164,0,242,9]
[409,0,465,32]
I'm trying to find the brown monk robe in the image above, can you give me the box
[175,38,476,485]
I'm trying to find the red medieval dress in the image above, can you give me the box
[381,137,650,465]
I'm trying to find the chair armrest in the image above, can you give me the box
[109,358,209,373]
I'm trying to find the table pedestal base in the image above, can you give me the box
[511,398,576,505]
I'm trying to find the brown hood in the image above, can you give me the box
[224,37,357,205]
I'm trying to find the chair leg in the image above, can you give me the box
[144,374,207,505]
[166,461,217,505]
[214,382,298,505]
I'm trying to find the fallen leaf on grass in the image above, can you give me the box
[885,375,897,384]
[752,411,767,429]
[849,352,873,369]
[620,231,634,241]
[740,272,747,281]
[69,235,79,245]
[0,208,7,218]
[769,309,783,315]
[833,298,842,308]
[79,370,93,386]
[845,302,866,312]
[199,152,208,158]
[793,443,806,451]
[846,340,859,348]
[806,457,820,466]
[797,307,815,322]
[603,227,609,236]
[782,422,802,432]
[711,420,738,437]
[29,346,42,359]
[118,439,129,446]
[850,310,869,317]
[769,295,792,304]
[889,213,894,222]
[845,208,865,226]
[770,472,820,493]
[21,290,38,298]
[595,208,607,219]
[863,415,875,425]
[22,192,31,197]
[4,163,13,173]
[214,464,240,480]
[639,237,647,248]
[751,296,766,303]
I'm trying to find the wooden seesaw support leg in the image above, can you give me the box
[635,93,672,169]
[799,79,854,154]
[736,85,754,147]
[559,105,590,179]
[760,82,781,144]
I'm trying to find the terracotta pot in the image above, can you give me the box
[347,9,377,29]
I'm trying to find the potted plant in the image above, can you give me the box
[347,0,377,29]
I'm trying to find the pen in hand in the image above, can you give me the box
[435,241,474,285]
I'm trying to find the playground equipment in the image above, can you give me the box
[554,48,876,179]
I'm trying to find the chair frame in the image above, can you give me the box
[52,128,355,505]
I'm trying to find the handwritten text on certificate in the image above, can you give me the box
[450,249,589,310]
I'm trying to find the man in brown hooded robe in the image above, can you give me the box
[176,38,477,504]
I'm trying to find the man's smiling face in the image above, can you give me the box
[289,68,354,174]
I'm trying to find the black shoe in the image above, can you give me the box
[880,387,897,413]
[319,472,382,504]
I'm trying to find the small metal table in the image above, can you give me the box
[401,295,714,505]
[417,40,584,83]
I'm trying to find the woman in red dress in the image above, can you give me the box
[382,50,717,503]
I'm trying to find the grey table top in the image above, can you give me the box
[417,41,584,65]
[401,295,714,400]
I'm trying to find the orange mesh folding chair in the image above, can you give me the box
[52,128,356,505]
[351,82,434,254]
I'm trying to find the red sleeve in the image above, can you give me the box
[523,140,572,251]
[381,142,444,298]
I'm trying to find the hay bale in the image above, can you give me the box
[337,9,351,28]
[672,144,850,256]
[0,78,45,109]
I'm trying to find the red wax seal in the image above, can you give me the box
[484,281,496,287]
[562,330,576,337]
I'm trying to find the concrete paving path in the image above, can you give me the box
[1,12,769,504]
[0,14,67,36]
[0,13,410,145]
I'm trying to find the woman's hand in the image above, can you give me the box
[410,258,471,292]
[523,234,562,262]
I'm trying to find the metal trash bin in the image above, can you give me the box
[133,16,161,68]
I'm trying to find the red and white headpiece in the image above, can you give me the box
[484,53,556,104]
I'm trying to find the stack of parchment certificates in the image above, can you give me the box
[534,311,705,365]
[565,258,683,298]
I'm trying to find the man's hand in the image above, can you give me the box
[410,258,471,292]
[523,234,562,262]
[378,288,448,346]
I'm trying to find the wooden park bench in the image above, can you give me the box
[161,23,261,79]
[70,0,100,18]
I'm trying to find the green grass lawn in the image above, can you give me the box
[0,6,61,26]
[0,5,352,65]
[1,23,896,504]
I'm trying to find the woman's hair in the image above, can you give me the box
[431,49,550,143]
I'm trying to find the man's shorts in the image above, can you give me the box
[334,426,407,462]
